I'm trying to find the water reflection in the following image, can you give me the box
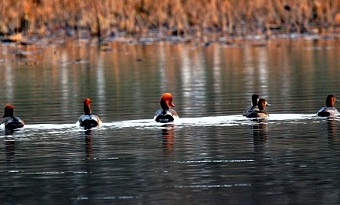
[327,120,336,138]
[161,124,175,158]
[0,40,340,123]
[84,130,93,159]
[252,122,268,154]
[4,128,17,161]
[4,135,15,161]
[326,120,337,148]
[0,39,340,204]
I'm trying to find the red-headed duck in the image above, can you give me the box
[317,95,339,117]
[78,98,102,128]
[246,98,270,119]
[243,94,259,116]
[2,104,25,129]
[154,93,179,123]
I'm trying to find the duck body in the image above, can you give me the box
[2,104,24,129]
[154,93,179,123]
[243,105,259,116]
[78,114,102,128]
[246,99,270,119]
[154,109,178,123]
[246,110,269,119]
[2,117,25,129]
[317,95,339,117]
[243,94,259,116]
[78,98,102,129]
[317,107,339,117]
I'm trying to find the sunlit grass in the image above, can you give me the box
[0,0,339,40]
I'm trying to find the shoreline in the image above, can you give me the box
[1,0,340,45]
[0,29,339,68]
[1,28,340,47]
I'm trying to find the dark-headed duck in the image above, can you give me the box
[78,98,102,128]
[246,99,270,119]
[154,93,179,123]
[243,94,259,116]
[317,95,339,117]
[2,104,25,129]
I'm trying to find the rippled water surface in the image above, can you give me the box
[0,39,340,204]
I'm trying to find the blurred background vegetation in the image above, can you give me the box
[0,0,340,41]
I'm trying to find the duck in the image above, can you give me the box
[317,95,339,117]
[78,98,102,128]
[246,98,270,119]
[1,104,25,129]
[243,94,259,116]
[154,93,179,123]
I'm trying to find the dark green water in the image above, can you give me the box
[0,39,339,204]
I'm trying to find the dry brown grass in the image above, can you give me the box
[0,0,340,41]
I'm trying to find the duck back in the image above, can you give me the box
[155,110,177,123]
[79,115,101,129]
[4,117,24,129]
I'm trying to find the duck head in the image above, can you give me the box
[251,94,259,106]
[3,104,14,118]
[258,99,269,111]
[160,93,175,110]
[326,95,338,107]
[83,98,92,115]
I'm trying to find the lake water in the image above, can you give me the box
[0,38,340,204]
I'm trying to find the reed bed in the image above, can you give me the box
[0,0,340,42]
